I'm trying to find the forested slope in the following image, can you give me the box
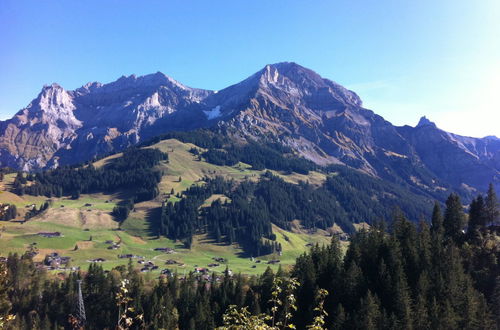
[0,187,498,329]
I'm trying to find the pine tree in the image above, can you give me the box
[0,263,12,322]
[392,263,413,329]
[413,293,430,330]
[485,183,499,225]
[258,267,275,313]
[293,254,317,328]
[491,276,500,328]
[443,193,465,242]
[41,315,51,329]
[459,281,482,329]
[417,221,432,272]
[430,201,444,237]
[332,303,347,329]
[426,296,438,330]
[243,288,261,316]
[357,291,381,330]
[440,300,458,329]
[467,195,486,241]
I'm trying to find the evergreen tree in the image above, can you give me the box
[0,190,497,329]
[332,303,347,329]
[493,276,500,327]
[357,291,382,330]
[413,292,430,330]
[467,195,486,241]
[417,221,432,273]
[485,183,499,225]
[430,201,444,237]
[443,193,465,242]
[0,263,12,322]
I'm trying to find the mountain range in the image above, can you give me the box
[1,62,498,194]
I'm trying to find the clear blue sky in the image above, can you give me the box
[1,0,498,137]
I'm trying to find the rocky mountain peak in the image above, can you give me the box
[41,82,63,91]
[1,63,498,194]
[416,116,437,128]
[265,62,324,84]
[33,83,78,122]
[77,81,103,94]
[109,71,190,91]
[255,62,327,88]
[224,62,362,112]
[38,83,68,105]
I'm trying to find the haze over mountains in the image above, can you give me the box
[0,62,498,193]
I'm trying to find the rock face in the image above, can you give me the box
[1,62,498,193]
[0,73,212,169]
[397,118,500,193]
[0,83,82,170]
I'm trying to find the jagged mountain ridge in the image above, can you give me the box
[0,62,498,193]
[0,72,212,168]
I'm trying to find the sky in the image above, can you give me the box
[0,0,499,137]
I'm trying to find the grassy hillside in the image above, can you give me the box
[0,206,335,275]
[0,139,335,275]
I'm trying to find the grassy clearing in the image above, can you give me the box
[0,215,336,275]
[270,170,327,186]
[353,222,371,231]
[121,217,151,237]
[0,138,343,275]
[152,139,263,197]
[0,173,17,191]
[201,194,231,207]
[50,194,118,211]
[0,191,47,208]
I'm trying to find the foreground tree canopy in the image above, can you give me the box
[0,187,498,329]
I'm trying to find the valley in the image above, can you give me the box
[0,69,496,329]
[2,2,499,328]
[0,139,341,275]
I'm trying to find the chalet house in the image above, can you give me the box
[118,254,134,259]
[44,252,70,269]
[194,267,208,274]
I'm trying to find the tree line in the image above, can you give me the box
[201,142,317,174]
[0,186,498,329]
[12,148,168,204]
[158,171,434,256]
[291,186,499,329]
[138,129,316,174]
